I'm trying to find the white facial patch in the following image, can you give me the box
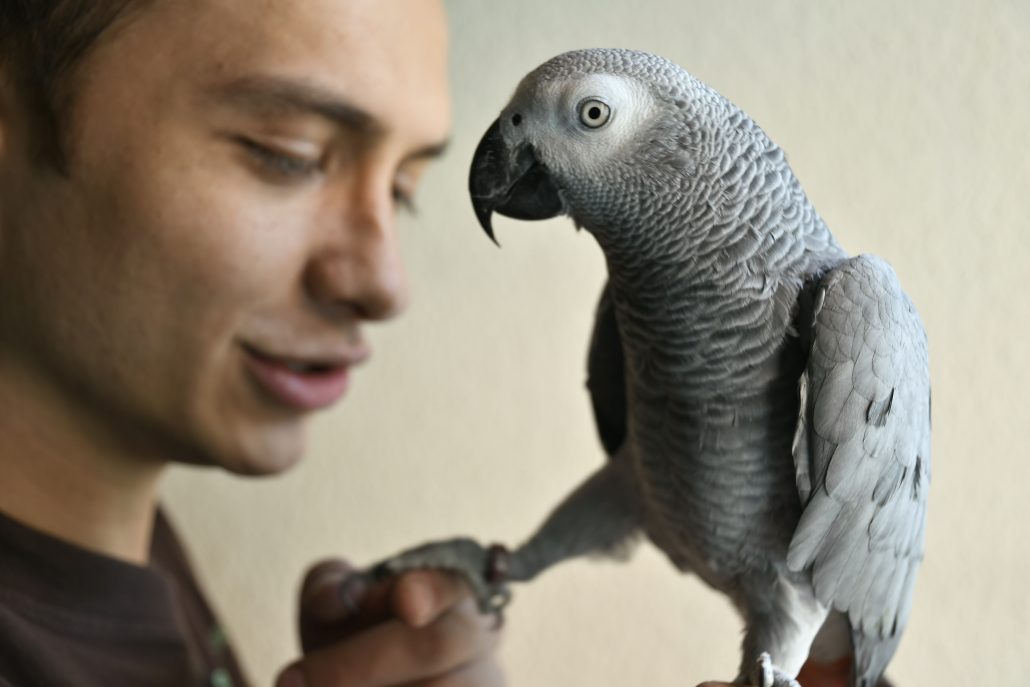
[504,73,657,177]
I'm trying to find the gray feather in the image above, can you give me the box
[788,256,931,684]
[586,283,628,457]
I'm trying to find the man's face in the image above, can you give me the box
[0,0,451,474]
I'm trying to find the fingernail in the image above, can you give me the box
[401,578,434,627]
[275,666,307,687]
[408,592,432,626]
[303,570,359,624]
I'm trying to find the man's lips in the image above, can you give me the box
[242,344,367,411]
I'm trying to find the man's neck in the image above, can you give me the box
[0,362,165,566]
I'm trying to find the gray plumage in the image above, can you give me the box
[364,48,930,687]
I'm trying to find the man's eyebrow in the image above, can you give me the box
[207,75,384,134]
[407,139,450,163]
[206,76,450,158]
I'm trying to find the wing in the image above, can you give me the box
[586,282,627,457]
[788,256,931,686]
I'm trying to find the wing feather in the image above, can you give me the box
[586,282,628,457]
[788,256,931,686]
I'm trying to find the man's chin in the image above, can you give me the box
[177,419,307,477]
[227,424,306,476]
[221,448,303,477]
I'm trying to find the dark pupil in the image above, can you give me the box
[588,106,602,120]
[512,113,523,126]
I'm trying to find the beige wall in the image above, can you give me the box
[163,1,1030,683]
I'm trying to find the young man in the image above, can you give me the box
[0,1,503,685]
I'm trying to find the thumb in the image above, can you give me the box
[299,558,356,625]
[298,558,403,652]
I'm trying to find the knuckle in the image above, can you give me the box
[304,660,360,687]
[411,622,463,667]
[414,604,493,669]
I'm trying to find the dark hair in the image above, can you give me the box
[0,0,148,170]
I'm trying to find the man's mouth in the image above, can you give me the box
[277,359,335,374]
[241,344,365,411]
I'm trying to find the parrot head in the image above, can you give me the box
[469,48,728,245]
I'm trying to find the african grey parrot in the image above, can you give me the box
[355,49,930,687]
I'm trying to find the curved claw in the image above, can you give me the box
[482,585,511,614]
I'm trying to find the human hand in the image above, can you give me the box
[275,558,505,687]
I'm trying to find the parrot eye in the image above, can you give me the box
[577,98,611,129]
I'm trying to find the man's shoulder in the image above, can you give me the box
[0,507,221,687]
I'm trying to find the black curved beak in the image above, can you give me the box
[468,119,563,246]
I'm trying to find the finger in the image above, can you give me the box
[299,559,401,652]
[797,656,852,687]
[400,655,507,687]
[278,597,500,687]
[390,570,470,628]
[400,654,506,687]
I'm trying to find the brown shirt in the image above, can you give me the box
[0,507,249,687]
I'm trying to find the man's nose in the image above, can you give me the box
[303,185,410,322]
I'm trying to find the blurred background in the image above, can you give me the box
[164,0,1030,683]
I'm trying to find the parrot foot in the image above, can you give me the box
[348,538,512,616]
[751,652,801,687]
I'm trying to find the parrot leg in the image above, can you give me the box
[504,450,642,582]
[750,653,801,687]
[346,453,642,615]
[734,575,829,687]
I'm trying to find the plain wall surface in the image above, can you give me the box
[164,1,1030,684]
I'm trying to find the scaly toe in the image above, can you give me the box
[358,538,512,614]
[751,653,800,687]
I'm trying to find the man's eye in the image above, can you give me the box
[392,186,418,214]
[236,138,321,180]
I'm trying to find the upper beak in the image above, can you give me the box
[468,119,563,245]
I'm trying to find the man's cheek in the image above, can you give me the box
[169,187,310,292]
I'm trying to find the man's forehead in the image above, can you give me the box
[134,0,451,144]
